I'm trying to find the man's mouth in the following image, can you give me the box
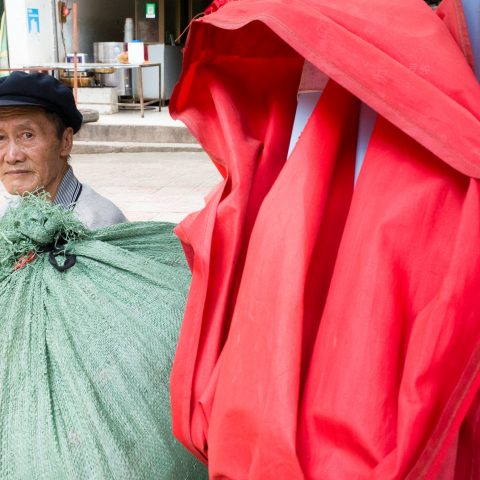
[4,170,31,175]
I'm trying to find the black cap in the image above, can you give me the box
[0,72,83,133]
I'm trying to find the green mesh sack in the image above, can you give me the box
[0,194,207,480]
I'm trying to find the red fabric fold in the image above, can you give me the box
[170,0,480,477]
[204,0,236,15]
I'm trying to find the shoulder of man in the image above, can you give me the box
[0,195,19,218]
[74,183,128,230]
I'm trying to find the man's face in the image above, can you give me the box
[0,107,73,197]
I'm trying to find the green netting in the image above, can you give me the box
[0,195,207,480]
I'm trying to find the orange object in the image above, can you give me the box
[58,1,70,22]
[13,251,37,272]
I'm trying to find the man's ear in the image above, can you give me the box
[60,127,74,157]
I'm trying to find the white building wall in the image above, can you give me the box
[5,0,57,67]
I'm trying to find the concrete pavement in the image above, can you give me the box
[73,110,201,154]
[0,151,222,224]
[70,151,221,223]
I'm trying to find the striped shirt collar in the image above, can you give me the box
[53,166,82,210]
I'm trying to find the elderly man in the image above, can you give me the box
[0,71,126,229]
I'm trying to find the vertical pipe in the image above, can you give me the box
[73,2,78,102]
[51,0,59,62]
[158,0,165,43]
[134,0,138,40]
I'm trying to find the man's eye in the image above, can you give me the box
[21,132,33,140]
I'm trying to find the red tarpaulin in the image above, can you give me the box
[204,0,234,15]
[169,0,480,478]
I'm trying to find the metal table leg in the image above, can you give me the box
[158,64,162,112]
[137,65,144,118]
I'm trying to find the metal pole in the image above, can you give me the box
[137,65,144,118]
[158,63,161,111]
[73,2,78,102]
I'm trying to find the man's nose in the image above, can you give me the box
[4,140,26,164]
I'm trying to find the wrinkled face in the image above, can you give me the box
[0,107,73,198]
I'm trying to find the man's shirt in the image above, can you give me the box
[0,166,127,229]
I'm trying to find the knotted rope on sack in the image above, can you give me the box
[0,192,87,278]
